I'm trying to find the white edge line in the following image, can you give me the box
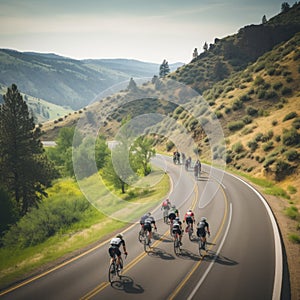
[187,203,233,300]
[226,173,283,300]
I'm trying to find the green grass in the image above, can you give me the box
[288,233,300,243]
[0,169,170,289]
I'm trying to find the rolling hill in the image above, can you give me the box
[0,49,183,111]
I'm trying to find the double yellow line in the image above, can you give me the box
[167,180,229,299]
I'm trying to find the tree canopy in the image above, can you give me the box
[0,84,57,218]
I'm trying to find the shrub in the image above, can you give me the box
[228,121,245,131]
[292,118,300,129]
[247,140,258,152]
[254,132,264,142]
[254,76,265,86]
[232,142,244,153]
[246,106,258,116]
[272,120,278,126]
[285,150,299,162]
[283,112,298,122]
[263,157,275,168]
[288,234,300,244]
[275,160,294,181]
[273,82,283,90]
[166,141,175,151]
[262,141,274,152]
[284,206,299,220]
[257,89,266,99]
[232,99,243,110]
[282,128,300,146]
[281,87,292,95]
[242,116,252,124]
[287,185,297,194]
[239,94,251,102]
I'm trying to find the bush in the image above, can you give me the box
[166,141,175,151]
[246,106,258,116]
[262,141,274,152]
[232,99,243,111]
[284,206,299,220]
[247,140,258,152]
[292,118,300,129]
[288,233,300,244]
[285,150,299,162]
[275,160,294,181]
[228,121,245,131]
[281,87,292,95]
[283,112,298,122]
[282,128,300,146]
[242,116,252,124]
[273,82,283,90]
[254,76,265,86]
[263,157,276,168]
[254,132,264,142]
[232,142,244,153]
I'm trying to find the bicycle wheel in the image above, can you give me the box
[144,231,150,252]
[117,257,123,278]
[188,227,193,241]
[108,262,118,283]
[198,238,206,256]
[138,229,145,243]
[174,235,181,256]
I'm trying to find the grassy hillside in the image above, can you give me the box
[171,2,300,94]
[0,50,181,110]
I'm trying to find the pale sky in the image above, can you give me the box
[0,0,288,63]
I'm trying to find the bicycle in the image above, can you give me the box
[108,252,126,284]
[198,233,209,257]
[163,208,169,224]
[173,231,181,256]
[186,223,194,241]
[143,228,151,253]
[138,226,146,243]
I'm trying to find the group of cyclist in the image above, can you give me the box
[172,150,201,178]
[109,198,210,271]
[162,200,210,247]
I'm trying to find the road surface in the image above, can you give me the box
[0,154,282,300]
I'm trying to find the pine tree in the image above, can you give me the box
[262,15,267,24]
[0,84,57,216]
[203,42,208,52]
[159,59,170,77]
[192,48,198,59]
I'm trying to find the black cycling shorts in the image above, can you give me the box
[144,223,152,232]
[172,228,182,235]
[109,246,121,258]
[169,213,176,220]
[197,229,206,238]
[186,217,193,224]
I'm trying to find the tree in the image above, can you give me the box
[130,136,155,176]
[213,61,229,80]
[192,48,198,59]
[281,2,290,12]
[159,59,170,77]
[0,84,57,216]
[203,42,208,52]
[127,77,138,91]
[262,15,267,24]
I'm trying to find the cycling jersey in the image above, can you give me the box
[109,237,125,258]
[196,221,209,237]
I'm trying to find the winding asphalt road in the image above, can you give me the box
[0,154,283,300]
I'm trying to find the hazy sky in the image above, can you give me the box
[0,0,288,63]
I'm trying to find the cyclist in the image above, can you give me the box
[168,205,179,223]
[108,233,128,271]
[143,214,157,244]
[183,209,195,232]
[161,198,171,222]
[172,217,183,245]
[196,217,210,249]
[140,212,151,232]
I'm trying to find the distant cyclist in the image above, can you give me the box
[183,209,195,232]
[108,233,128,271]
[161,198,171,223]
[196,217,210,249]
[143,213,157,244]
[168,205,179,223]
[172,217,183,245]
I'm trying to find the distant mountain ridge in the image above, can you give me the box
[0,49,183,110]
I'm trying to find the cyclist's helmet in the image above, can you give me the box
[116,233,123,238]
[188,209,192,212]
[175,217,180,221]
[201,217,207,222]
[147,212,151,216]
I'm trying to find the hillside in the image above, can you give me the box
[0,49,182,110]
[171,2,300,94]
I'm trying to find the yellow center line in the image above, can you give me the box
[167,182,229,300]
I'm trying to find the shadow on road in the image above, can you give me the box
[178,248,200,261]
[147,247,175,260]
[202,250,238,266]
[111,275,144,294]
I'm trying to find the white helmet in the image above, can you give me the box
[116,233,123,238]
[201,217,207,222]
